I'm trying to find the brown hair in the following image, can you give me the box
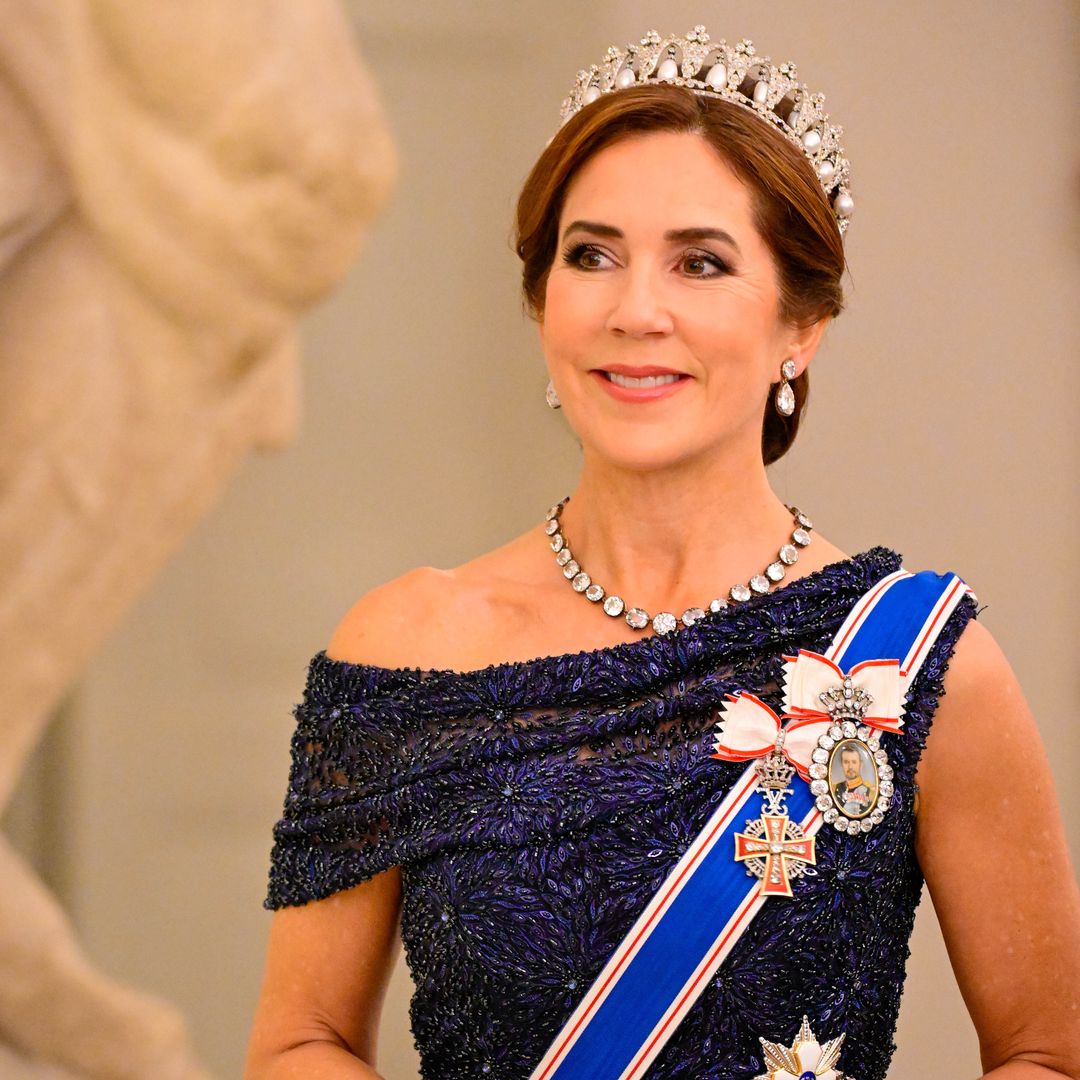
[514,85,846,465]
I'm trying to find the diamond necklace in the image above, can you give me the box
[544,497,814,636]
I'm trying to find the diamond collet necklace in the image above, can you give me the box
[544,497,814,635]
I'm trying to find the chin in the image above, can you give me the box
[580,426,705,473]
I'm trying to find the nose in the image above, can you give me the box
[604,265,674,338]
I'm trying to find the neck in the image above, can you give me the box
[556,444,799,616]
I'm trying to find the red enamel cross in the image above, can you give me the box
[734,813,817,898]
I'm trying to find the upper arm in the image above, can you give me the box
[247,572,447,1072]
[246,868,403,1070]
[915,619,1080,1076]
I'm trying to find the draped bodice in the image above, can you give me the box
[265,547,978,1079]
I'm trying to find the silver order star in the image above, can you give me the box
[754,1015,854,1080]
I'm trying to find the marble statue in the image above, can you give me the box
[0,1,396,1074]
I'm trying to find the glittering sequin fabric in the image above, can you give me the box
[265,547,978,1080]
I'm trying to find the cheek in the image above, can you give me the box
[540,275,596,358]
[679,311,768,380]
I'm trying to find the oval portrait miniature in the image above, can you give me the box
[828,739,879,820]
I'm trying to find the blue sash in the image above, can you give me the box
[530,569,971,1080]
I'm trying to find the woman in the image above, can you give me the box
[244,27,1080,1080]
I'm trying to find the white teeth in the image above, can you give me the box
[605,371,681,388]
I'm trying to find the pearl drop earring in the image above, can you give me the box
[775,359,797,417]
[545,380,561,409]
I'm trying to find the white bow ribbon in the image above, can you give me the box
[712,648,907,781]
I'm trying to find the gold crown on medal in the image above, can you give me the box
[818,677,874,722]
[754,748,797,792]
[558,26,854,235]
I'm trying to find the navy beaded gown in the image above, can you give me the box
[265,547,979,1080]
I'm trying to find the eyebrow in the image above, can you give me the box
[560,220,741,254]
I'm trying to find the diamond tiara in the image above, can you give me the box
[558,26,854,235]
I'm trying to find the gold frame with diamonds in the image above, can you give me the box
[805,721,895,835]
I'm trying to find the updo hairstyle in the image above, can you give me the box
[514,85,846,465]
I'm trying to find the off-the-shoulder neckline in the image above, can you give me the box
[312,546,903,683]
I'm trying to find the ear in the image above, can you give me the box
[783,316,831,378]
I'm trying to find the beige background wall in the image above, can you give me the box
[5,2,1078,1078]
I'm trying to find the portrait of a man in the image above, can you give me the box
[829,740,878,819]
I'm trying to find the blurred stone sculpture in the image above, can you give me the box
[0,1,396,1075]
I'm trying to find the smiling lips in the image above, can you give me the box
[590,364,690,402]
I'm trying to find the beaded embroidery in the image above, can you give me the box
[265,547,978,1080]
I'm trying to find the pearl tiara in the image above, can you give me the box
[559,26,854,235]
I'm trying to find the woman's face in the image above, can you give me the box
[539,130,822,473]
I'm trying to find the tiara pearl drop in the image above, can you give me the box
[559,27,854,235]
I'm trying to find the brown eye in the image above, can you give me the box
[561,242,612,270]
[680,250,729,277]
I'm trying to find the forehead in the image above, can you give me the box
[560,130,755,231]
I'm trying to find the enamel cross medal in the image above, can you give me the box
[714,646,911,900]
[733,736,816,898]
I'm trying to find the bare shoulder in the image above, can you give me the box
[324,529,546,672]
[930,616,1019,727]
[325,566,470,670]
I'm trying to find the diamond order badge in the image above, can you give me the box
[734,751,816,899]
[807,675,895,835]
